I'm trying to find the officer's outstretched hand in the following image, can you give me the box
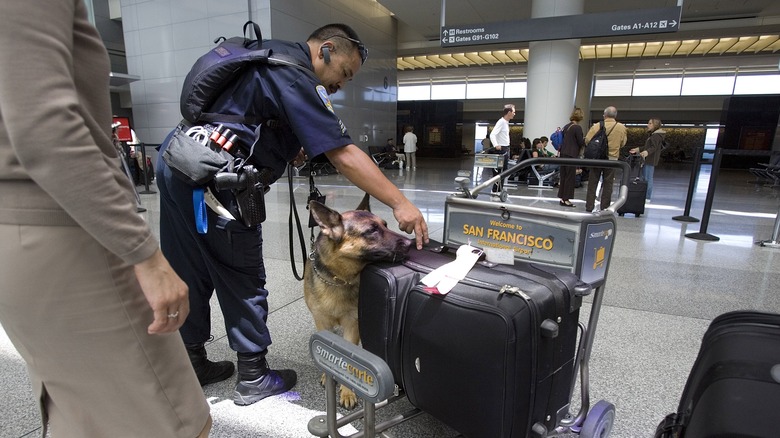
[394,199,429,250]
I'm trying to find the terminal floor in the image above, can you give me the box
[2,157,780,438]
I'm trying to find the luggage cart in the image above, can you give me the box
[448,157,630,437]
[308,157,630,438]
[473,152,511,200]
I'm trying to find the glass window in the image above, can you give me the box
[594,78,632,96]
[734,73,780,95]
[467,82,504,99]
[398,84,430,101]
[632,77,682,96]
[431,83,466,100]
[504,81,527,98]
[681,75,735,96]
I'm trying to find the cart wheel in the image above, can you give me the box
[500,191,508,202]
[307,415,330,437]
[580,400,615,438]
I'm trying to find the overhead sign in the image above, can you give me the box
[441,6,682,48]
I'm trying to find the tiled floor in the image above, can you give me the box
[2,157,780,438]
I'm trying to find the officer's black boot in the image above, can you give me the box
[233,352,297,406]
[185,343,235,386]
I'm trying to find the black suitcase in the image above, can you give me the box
[359,244,590,437]
[617,154,646,217]
[656,311,780,438]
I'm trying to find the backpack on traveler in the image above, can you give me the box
[550,123,572,151]
[584,121,615,160]
[550,127,564,151]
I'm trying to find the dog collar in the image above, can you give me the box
[308,250,353,287]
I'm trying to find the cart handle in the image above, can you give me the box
[470,157,631,214]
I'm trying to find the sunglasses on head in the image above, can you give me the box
[323,34,368,64]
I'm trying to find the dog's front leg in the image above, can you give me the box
[337,318,361,409]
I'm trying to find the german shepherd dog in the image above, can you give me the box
[304,195,412,408]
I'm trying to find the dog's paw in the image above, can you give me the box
[339,386,358,410]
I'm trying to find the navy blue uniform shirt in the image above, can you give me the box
[206,39,353,182]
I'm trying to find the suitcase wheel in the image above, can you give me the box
[580,400,616,438]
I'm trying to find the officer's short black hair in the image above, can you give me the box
[308,23,361,43]
[308,24,367,64]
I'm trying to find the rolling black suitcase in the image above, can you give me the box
[655,311,780,438]
[617,154,646,217]
[359,244,591,437]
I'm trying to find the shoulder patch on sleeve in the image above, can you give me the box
[316,85,334,113]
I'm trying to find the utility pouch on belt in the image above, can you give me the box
[163,127,229,186]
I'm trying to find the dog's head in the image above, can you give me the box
[309,194,412,264]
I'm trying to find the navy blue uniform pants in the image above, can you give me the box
[156,138,271,354]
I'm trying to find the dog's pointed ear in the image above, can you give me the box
[356,193,371,212]
[309,200,344,242]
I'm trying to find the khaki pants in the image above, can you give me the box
[0,224,209,438]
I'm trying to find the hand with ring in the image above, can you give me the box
[133,249,190,334]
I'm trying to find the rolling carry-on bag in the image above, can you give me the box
[655,310,780,438]
[359,243,592,437]
[617,154,646,217]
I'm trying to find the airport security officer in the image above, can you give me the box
[156,23,429,406]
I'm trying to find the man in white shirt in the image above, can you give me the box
[402,126,418,170]
[490,104,515,150]
[488,104,515,192]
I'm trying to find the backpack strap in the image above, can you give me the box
[196,50,312,125]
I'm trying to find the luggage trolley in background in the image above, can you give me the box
[446,157,631,437]
[473,151,511,199]
[308,158,630,438]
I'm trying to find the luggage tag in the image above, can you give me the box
[420,244,483,295]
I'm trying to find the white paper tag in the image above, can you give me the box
[420,245,483,295]
[484,247,515,265]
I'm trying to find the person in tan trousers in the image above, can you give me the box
[0,1,211,436]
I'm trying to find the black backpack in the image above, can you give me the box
[584,121,615,160]
[180,21,311,125]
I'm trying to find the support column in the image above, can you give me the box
[576,59,594,125]
[523,0,584,143]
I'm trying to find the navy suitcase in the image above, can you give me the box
[656,311,780,438]
[617,154,646,217]
[359,244,591,437]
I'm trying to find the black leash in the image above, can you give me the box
[288,164,307,280]
[287,163,323,281]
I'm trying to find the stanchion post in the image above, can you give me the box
[757,203,780,248]
[685,147,722,242]
[672,146,701,223]
[138,142,157,195]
